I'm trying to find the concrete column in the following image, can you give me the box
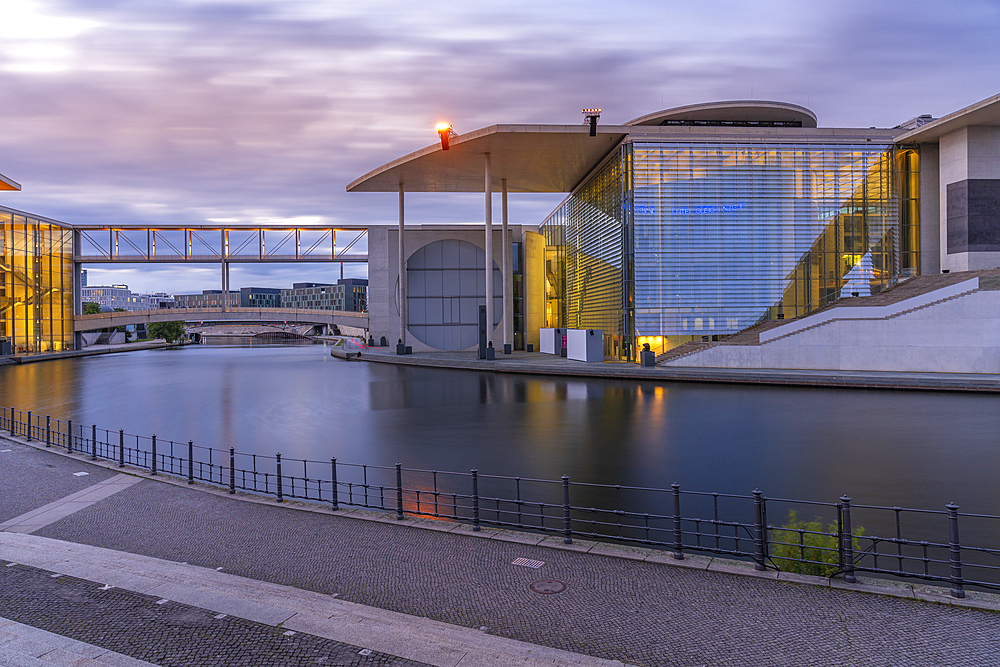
[398,183,407,348]
[501,179,511,353]
[484,153,494,350]
[72,230,83,350]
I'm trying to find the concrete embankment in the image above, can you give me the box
[358,347,1000,392]
[8,340,176,364]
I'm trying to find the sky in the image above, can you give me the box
[2,0,999,293]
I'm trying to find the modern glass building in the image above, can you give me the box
[0,207,75,354]
[540,102,920,359]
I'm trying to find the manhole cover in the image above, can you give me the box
[529,579,566,594]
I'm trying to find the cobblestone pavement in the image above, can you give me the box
[0,441,119,523]
[0,560,425,666]
[4,442,1000,666]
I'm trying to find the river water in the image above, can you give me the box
[2,344,997,516]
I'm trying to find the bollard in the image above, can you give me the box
[947,503,965,598]
[26,412,31,441]
[119,430,125,468]
[275,453,284,502]
[67,420,72,453]
[45,416,51,448]
[151,435,157,475]
[841,495,856,583]
[753,489,766,571]
[91,424,97,461]
[562,475,573,544]
[330,458,339,511]
[672,482,684,560]
[471,469,480,531]
[396,463,404,520]
[187,441,194,484]
[229,448,236,494]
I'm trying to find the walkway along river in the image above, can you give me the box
[3,344,1000,592]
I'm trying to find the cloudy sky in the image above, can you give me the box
[1,0,998,293]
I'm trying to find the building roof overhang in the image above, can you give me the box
[0,172,21,191]
[895,93,1000,143]
[347,124,627,193]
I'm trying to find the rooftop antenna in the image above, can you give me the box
[582,108,602,136]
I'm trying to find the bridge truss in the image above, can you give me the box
[72,224,368,263]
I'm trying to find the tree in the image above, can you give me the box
[147,321,186,343]
[83,302,101,314]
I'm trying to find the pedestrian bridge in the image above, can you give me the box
[74,307,368,332]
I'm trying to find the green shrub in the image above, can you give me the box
[147,321,186,343]
[769,510,864,577]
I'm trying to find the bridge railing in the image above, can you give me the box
[2,405,996,599]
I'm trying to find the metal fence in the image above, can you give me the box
[2,406,995,599]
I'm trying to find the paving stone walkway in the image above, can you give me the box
[0,562,424,666]
[2,438,1000,666]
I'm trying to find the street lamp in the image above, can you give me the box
[436,123,456,150]
[582,108,602,137]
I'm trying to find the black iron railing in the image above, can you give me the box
[2,406,994,599]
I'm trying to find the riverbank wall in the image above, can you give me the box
[7,340,176,364]
[358,347,1000,393]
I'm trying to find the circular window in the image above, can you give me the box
[403,240,502,350]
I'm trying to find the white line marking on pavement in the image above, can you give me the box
[156,599,169,605]
[0,473,143,534]
[214,613,227,619]
[358,649,372,656]
[73,472,89,476]
[283,630,296,636]
[0,449,12,452]
[99,584,114,590]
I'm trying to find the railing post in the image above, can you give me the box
[471,468,480,531]
[67,420,72,453]
[91,424,97,460]
[187,441,194,483]
[753,489,766,571]
[275,453,283,502]
[562,474,573,544]
[151,435,157,475]
[9,407,14,436]
[26,412,31,441]
[841,495,856,583]
[947,502,965,598]
[229,448,236,494]
[672,482,684,560]
[330,458,339,511]
[45,416,51,448]
[395,463,404,520]
[119,430,125,467]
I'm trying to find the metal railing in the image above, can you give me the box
[2,406,995,599]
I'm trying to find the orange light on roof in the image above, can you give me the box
[435,122,452,132]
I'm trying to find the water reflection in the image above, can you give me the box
[1,345,998,517]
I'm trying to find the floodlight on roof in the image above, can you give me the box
[436,123,457,150]
[582,108,602,136]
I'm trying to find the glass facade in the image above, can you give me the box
[1,209,74,354]
[541,141,919,359]
[542,146,633,359]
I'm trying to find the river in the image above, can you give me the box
[2,344,997,516]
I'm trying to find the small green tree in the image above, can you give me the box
[147,321,186,343]
[83,302,101,314]
[770,510,865,577]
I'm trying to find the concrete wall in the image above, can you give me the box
[940,126,1000,273]
[367,225,526,353]
[664,282,1000,373]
